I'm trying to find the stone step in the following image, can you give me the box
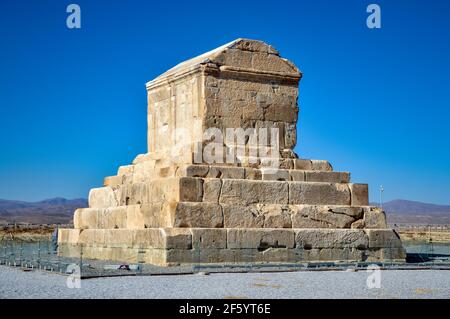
[58,228,405,266]
[75,202,385,230]
[105,165,347,187]
[92,178,368,208]
[104,159,334,187]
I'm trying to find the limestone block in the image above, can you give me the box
[227,229,295,249]
[125,205,145,229]
[251,52,298,74]
[276,158,294,170]
[191,228,227,249]
[351,219,365,229]
[289,170,305,181]
[157,166,177,178]
[379,247,407,260]
[118,165,134,176]
[364,247,406,261]
[253,248,291,263]
[104,229,135,248]
[328,205,364,218]
[349,183,369,206]
[233,39,279,55]
[365,229,403,248]
[162,228,192,250]
[216,48,253,69]
[128,182,148,205]
[142,178,203,204]
[99,207,127,229]
[103,175,123,187]
[284,123,297,149]
[179,177,204,202]
[291,205,355,229]
[74,208,100,229]
[220,179,288,205]
[317,248,364,262]
[363,207,388,229]
[132,229,165,249]
[89,187,118,208]
[244,168,262,180]
[305,171,349,183]
[294,159,312,170]
[132,160,157,182]
[222,204,264,228]
[138,203,171,228]
[203,179,222,203]
[310,160,333,171]
[288,182,351,205]
[177,165,209,178]
[208,166,245,179]
[172,202,223,228]
[58,229,81,244]
[261,169,290,181]
[165,249,195,265]
[88,229,108,246]
[259,205,292,228]
[265,104,298,123]
[294,229,368,249]
[291,213,329,228]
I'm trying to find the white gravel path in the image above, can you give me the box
[0,265,449,299]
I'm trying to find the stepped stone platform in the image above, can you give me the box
[58,39,405,265]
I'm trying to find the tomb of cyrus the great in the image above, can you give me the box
[58,39,406,265]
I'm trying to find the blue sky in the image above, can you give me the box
[0,0,449,204]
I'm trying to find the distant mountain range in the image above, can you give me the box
[0,198,87,225]
[370,199,450,225]
[0,198,449,225]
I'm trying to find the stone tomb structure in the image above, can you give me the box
[58,39,405,265]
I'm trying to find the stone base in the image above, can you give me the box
[58,228,406,266]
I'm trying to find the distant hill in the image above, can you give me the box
[370,199,450,225]
[0,197,87,225]
[0,198,449,226]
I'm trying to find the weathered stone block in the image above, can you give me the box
[289,182,351,205]
[172,202,223,228]
[89,187,118,208]
[365,229,403,248]
[294,159,312,170]
[259,204,292,228]
[349,183,369,206]
[191,228,227,249]
[305,171,349,183]
[289,170,305,181]
[227,229,295,249]
[294,229,368,249]
[261,169,290,181]
[310,160,332,171]
[203,179,222,203]
[220,179,288,205]
[291,205,356,229]
[222,204,264,228]
[363,207,387,229]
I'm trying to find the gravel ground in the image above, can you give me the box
[0,265,449,299]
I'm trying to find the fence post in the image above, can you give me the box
[79,244,83,276]
[19,241,23,267]
[37,240,41,269]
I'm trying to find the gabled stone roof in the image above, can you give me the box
[146,38,301,89]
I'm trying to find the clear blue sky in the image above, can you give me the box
[0,0,449,204]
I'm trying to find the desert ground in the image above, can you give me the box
[0,265,449,299]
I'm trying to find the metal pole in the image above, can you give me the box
[37,240,41,269]
[19,241,23,267]
[379,185,384,210]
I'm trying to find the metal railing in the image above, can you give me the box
[1,239,449,278]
